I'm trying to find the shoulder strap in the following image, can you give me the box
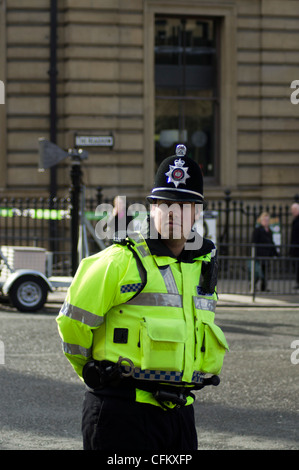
[125,240,148,300]
[113,236,148,300]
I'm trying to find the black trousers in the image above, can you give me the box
[82,390,198,451]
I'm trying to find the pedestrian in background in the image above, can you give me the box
[251,212,278,291]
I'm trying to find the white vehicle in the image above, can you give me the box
[0,246,71,312]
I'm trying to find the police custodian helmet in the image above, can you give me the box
[147,144,204,203]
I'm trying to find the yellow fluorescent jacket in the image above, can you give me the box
[56,234,229,400]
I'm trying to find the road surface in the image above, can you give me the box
[0,299,298,450]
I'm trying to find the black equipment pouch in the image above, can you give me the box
[153,389,188,408]
[152,375,220,408]
[82,360,123,389]
[153,375,220,408]
[82,357,134,390]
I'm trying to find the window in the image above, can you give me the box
[155,16,219,180]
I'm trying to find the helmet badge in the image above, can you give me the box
[165,145,190,188]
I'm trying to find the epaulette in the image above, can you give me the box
[112,236,128,246]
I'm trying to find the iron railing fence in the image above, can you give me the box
[0,195,298,299]
[0,196,72,275]
[208,192,295,256]
[218,244,299,299]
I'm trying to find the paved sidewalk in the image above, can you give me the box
[218,293,299,308]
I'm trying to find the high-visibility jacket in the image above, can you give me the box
[56,233,228,406]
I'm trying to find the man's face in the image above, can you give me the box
[150,200,200,241]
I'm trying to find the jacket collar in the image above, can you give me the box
[145,233,215,263]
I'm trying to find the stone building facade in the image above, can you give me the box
[0,0,299,204]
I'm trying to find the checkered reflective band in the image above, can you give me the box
[125,367,183,382]
[122,366,205,384]
[120,283,143,293]
[191,370,205,384]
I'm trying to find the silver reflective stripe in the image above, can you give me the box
[60,301,104,327]
[62,341,92,358]
[193,296,217,312]
[127,292,182,308]
[137,244,150,258]
[159,266,179,294]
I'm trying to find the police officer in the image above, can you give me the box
[56,145,228,451]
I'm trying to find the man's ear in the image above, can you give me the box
[150,203,158,217]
